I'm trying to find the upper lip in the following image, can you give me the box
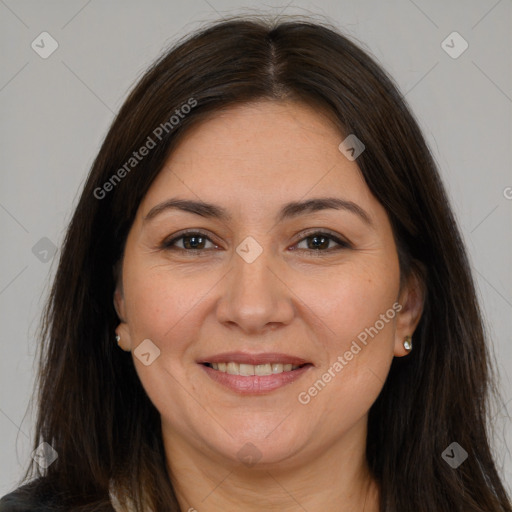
[198,352,311,366]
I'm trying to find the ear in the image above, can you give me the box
[113,264,132,352]
[113,286,126,322]
[394,269,424,357]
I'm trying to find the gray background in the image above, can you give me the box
[1,0,511,496]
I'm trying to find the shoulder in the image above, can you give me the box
[0,479,116,512]
[0,479,57,511]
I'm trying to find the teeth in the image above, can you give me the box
[239,363,254,376]
[272,363,283,374]
[227,362,238,375]
[255,364,271,376]
[208,362,301,376]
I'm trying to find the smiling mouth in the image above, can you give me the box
[200,356,313,394]
[202,362,311,376]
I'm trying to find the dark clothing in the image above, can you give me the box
[0,480,115,512]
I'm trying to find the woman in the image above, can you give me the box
[0,15,510,512]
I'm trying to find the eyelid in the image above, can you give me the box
[292,228,352,249]
[161,228,352,252]
[161,229,220,250]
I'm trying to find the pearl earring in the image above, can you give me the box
[115,334,121,346]
[403,335,413,351]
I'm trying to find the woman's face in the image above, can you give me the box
[115,100,420,470]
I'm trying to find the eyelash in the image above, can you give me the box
[160,229,351,255]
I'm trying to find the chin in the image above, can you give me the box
[210,425,309,468]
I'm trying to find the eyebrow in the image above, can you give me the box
[143,197,373,226]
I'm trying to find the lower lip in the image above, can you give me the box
[200,364,313,394]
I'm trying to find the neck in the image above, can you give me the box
[163,416,380,512]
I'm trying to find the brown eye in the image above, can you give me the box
[162,231,217,251]
[294,231,351,252]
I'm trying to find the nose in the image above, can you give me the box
[215,244,295,335]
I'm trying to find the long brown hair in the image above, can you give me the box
[16,15,511,511]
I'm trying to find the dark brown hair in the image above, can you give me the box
[15,15,511,512]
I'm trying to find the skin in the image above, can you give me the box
[114,100,424,511]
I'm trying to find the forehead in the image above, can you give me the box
[138,100,378,222]
[165,100,346,171]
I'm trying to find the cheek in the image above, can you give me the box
[299,257,400,396]
[122,265,207,416]
[306,258,399,340]
[122,263,187,347]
